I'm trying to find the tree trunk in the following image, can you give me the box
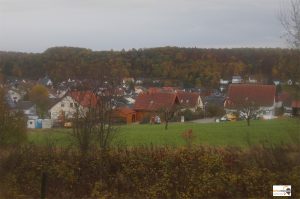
[165,119,168,130]
[247,118,250,126]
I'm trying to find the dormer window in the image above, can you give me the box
[61,103,65,107]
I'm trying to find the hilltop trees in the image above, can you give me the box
[1,47,299,87]
[278,1,300,102]
[275,49,300,84]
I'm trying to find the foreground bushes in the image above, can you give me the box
[0,145,299,198]
[0,89,27,148]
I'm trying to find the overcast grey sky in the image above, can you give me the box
[0,0,286,52]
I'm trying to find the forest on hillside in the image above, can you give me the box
[0,47,299,87]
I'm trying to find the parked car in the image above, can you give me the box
[219,113,237,122]
[219,116,229,122]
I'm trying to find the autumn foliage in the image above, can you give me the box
[1,47,300,87]
[0,144,299,198]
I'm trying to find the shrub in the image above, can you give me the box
[180,109,204,121]
[206,104,225,117]
[0,144,299,198]
[0,89,27,147]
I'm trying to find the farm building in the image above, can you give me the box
[113,107,136,124]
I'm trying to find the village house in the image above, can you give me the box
[7,88,24,103]
[133,92,180,122]
[231,76,243,84]
[224,84,276,119]
[133,88,203,121]
[276,91,292,115]
[135,78,144,85]
[38,76,53,87]
[176,91,203,112]
[15,100,38,119]
[247,76,258,84]
[48,95,77,120]
[48,91,97,121]
[219,79,230,92]
[277,90,300,116]
[14,100,39,128]
[291,100,300,116]
[122,77,135,85]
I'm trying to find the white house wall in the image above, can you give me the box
[27,120,36,128]
[198,96,204,109]
[225,104,276,119]
[49,96,81,120]
[8,90,22,102]
[180,96,204,112]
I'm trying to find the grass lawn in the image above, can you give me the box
[28,118,300,148]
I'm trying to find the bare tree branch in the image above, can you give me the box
[279,0,300,48]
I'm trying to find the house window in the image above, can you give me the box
[70,103,73,107]
[61,103,65,107]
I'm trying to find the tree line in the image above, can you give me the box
[0,47,299,87]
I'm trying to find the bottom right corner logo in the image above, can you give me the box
[273,185,291,196]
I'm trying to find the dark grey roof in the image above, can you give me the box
[204,96,225,106]
[47,98,62,110]
[38,76,52,85]
[15,101,35,110]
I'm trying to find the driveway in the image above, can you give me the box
[190,117,216,124]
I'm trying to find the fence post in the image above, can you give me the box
[41,172,48,199]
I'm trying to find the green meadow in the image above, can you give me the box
[28,118,300,148]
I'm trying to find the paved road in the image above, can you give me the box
[190,117,216,124]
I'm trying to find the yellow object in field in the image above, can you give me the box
[64,122,72,128]
[227,113,237,121]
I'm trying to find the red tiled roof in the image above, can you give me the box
[147,87,162,94]
[225,84,276,108]
[292,100,300,108]
[69,91,98,108]
[177,91,201,108]
[133,92,179,111]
